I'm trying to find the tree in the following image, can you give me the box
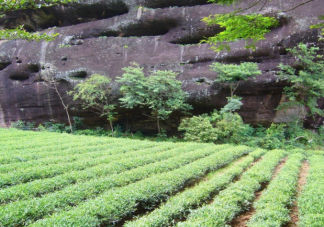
[117,63,192,134]
[203,0,317,51]
[0,0,76,41]
[211,62,261,98]
[42,76,73,133]
[277,43,324,119]
[69,74,116,134]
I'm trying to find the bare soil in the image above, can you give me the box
[286,161,310,227]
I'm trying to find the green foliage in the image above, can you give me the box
[117,63,192,133]
[298,155,324,227]
[220,96,243,113]
[69,74,116,132]
[201,13,278,51]
[259,123,286,150]
[30,145,249,227]
[179,114,217,143]
[178,150,286,226]
[179,110,253,144]
[278,43,324,117]
[179,110,323,149]
[0,0,75,15]
[73,127,110,137]
[1,129,323,226]
[0,0,75,41]
[126,149,265,227]
[204,0,319,52]
[207,0,243,6]
[211,62,260,97]
[0,26,58,41]
[156,129,168,141]
[247,153,304,227]
[11,120,35,131]
[310,15,324,40]
[116,63,146,109]
[35,121,73,133]
[72,116,83,131]
[212,62,260,83]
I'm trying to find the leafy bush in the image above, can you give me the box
[179,115,217,143]
[257,123,286,150]
[155,129,168,142]
[37,121,74,133]
[179,110,253,144]
[112,125,123,138]
[11,120,35,131]
[179,111,323,149]
[72,117,84,131]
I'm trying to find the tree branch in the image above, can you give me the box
[282,0,315,12]
[236,0,264,14]
[258,0,269,13]
[142,113,157,119]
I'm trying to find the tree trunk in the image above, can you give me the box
[109,120,114,137]
[157,116,160,134]
[65,105,73,134]
[231,81,240,98]
[230,84,233,98]
[53,82,73,134]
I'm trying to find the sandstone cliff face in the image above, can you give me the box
[0,0,323,131]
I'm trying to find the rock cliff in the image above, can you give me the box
[0,0,323,132]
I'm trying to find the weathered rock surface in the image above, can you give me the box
[0,0,323,132]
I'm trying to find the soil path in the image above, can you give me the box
[230,157,288,227]
[286,161,310,227]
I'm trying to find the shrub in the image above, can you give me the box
[11,120,35,131]
[277,43,324,118]
[179,110,253,144]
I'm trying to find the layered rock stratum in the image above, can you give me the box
[0,0,323,131]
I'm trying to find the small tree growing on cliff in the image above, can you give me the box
[117,63,192,134]
[211,62,261,112]
[69,74,116,134]
[211,62,261,98]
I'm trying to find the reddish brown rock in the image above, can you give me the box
[0,0,323,132]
